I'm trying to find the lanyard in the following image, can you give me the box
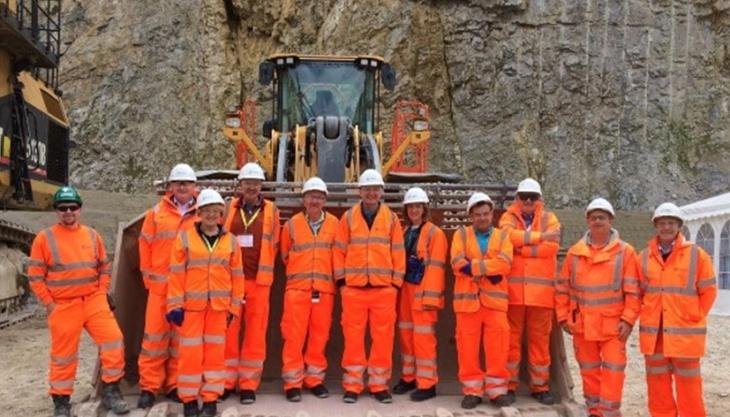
[239,207,261,231]
[202,234,220,253]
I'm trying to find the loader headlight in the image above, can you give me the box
[225,117,242,128]
[413,120,429,132]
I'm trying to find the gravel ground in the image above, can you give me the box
[2,310,728,417]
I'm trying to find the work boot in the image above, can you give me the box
[506,389,516,403]
[372,390,392,404]
[200,401,217,417]
[52,395,71,417]
[183,401,199,417]
[166,388,182,403]
[410,386,436,402]
[392,378,416,394]
[309,384,329,398]
[239,389,256,404]
[218,388,234,402]
[343,391,359,403]
[461,395,482,409]
[492,393,515,407]
[531,390,555,405]
[137,390,155,409]
[101,381,130,414]
[285,388,302,402]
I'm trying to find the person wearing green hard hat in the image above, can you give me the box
[28,186,130,417]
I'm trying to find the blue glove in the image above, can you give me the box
[166,308,184,326]
[459,262,472,277]
[486,275,502,285]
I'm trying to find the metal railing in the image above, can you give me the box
[0,0,62,87]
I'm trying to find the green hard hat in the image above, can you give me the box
[53,186,83,207]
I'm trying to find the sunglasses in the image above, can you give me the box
[56,205,81,212]
[518,193,540,202]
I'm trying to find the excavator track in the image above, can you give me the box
[0,218,37,329]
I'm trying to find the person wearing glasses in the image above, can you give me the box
[498,178,560,404]
[167,189,245,417]
[27,187,130,417]
[138,163,199,408]
[279,177,338,402]
[556,198,640,417]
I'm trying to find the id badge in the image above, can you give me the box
[312,291,321,304]
[237,234,254,248]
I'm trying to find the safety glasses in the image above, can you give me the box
[56,205,81,212]
[518,193,540,202]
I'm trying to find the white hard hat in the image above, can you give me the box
[238,162,266,181]
[517,178,542,195]
[467,192,493,212]
[302,176,328,195]
[586,198,615,217]
[403,187,429,205]
[652,202,683,223]
[168,163,197,182]
[197,189,225,209]
[358,169,385,187]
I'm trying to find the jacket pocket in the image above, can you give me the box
[600,311,621,337]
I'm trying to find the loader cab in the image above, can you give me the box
[259,55,396,136]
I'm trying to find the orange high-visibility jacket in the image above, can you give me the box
[333,203,406,288]
[638,234,717,358]
[407,221,448,310]
[223,198,280,286]
[28,224,110,305]
[167,227,245,315]
[280,211,338,293]
[556,231,641,341]
[450,226,513,313]
[139,194,198,295]
[499,201,560,307]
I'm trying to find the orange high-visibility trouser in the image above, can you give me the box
[455,306,510,400]
[138,292,179,393]
[645,334,705,417]
[280,289,334,390]
[397,282,438,389]
[224,280,270,391]
[48,292,125,395]
[176,307,227,403]
[573,333,626,417]
[507,305,552,392]
[341,286,397,394]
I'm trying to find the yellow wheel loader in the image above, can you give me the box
[107,54,585,416]
[0,0,70,327]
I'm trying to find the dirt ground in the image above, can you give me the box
[2,310,727,417]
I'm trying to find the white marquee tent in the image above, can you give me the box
[680,193,730,316]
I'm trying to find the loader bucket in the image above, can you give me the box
[107,180,585,416]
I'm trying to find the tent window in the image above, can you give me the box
[681,225,690,241]
[696,223,715,264]
[720,222,730,290]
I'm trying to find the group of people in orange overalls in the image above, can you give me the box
[29,164,717,417]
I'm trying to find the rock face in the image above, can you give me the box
[59,0,730,208]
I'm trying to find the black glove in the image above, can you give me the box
[459,262,473,277]
[336,279,346,289]
[486,275,502,285]
[106,294,116,311]
[226,312,235,327]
